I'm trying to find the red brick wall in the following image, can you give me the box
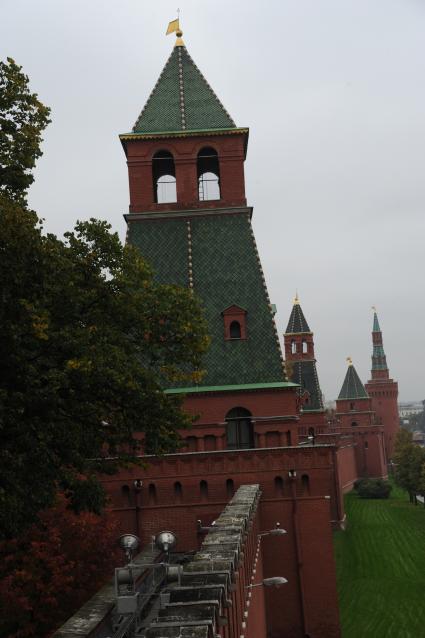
[178,387,300,450]
[102,446,341,638]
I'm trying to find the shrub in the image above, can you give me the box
[354,478,392,499]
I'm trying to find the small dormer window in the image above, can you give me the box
[222,305,247,340]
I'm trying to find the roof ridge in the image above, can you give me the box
[182,46,236,127]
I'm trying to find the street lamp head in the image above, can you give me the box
[155,530,177,553]
[118,534,140,561]
[246,576,288,589]
[262,576,288,588]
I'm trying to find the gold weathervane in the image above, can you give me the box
[293,291,299,305]
[346,356,353,366]
[166,12,184,47]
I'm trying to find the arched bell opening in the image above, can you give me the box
[198,147,221,201]
[152,150,177,204]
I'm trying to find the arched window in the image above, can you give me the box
[200,480,208,500]
[148,483,157,505]
[301,474,310,494]
[274,476,284,496]
[350,402,355,411]
[198,147,220,201]
[226,407,254,450]
[204,435,216,451]
[364,441,369,449]
[185,436,197,452]
[291,340,297,354]
[351,421,358,427]
[152,150,177,204]
[229,320,241,339]
[174,481,182,503]
[121,485,131,506]
[302,340,308,353]
[226,478,235,498]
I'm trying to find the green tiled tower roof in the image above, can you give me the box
[285,297,311,334]
[373,312,381,333]
[289,360,324,411]
[133,45,236,134]
[338,362,369,400]
[371,311,388,371]
[128,213,287,387]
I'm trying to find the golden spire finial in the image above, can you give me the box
[346,356,353,366]
[371,305,377,312]
[294,291,299,305]
[166,11,184,46]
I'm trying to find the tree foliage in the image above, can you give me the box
[0,196,210,538]
[0,58,51,203]
[0,497,120,637]
[353,478,392,499]
[393,429,425,500]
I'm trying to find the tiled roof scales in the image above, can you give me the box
[132,45,236,134]
[285,297,311,334]
[338,362,369,400]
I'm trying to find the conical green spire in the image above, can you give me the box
[285,295,311,334]
[338,361,369,400]
[373,312,381,332]
[371,310,388,371]
[132,45,236,134]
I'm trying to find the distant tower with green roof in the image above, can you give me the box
[365,310,399,460]
[336,358,387,478]
[283,295,326,440]
[120,26,299,449]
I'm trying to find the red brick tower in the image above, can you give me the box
[336,359,386,478]
[120,29,302,450]
[284,295,326,440]
[365,310,399,461]
[106,27,343,637]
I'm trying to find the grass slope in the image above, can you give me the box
[334,485,425,638]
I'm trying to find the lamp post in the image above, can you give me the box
[246,576,288,589]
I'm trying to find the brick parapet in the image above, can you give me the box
[145,484,265,638]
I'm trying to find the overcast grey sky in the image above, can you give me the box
[2,0,424,401]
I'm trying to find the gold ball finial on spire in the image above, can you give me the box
[346,356,353,366]
[293,291,299,305]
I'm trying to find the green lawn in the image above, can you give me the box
[334,485,425,638]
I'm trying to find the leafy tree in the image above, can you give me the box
[393,429,425,501]
[0,58,51,204]
[0,196,210,538]
[0,496,120,637]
